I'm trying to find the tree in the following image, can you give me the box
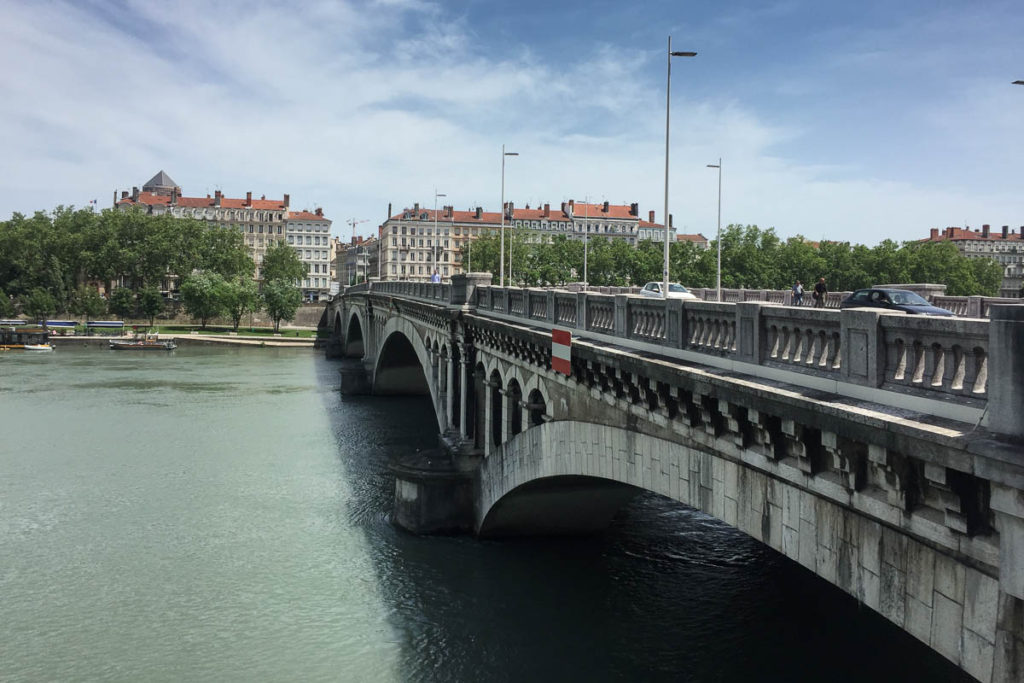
[222,278,260,331]
[70,285,106,321]
[0,287,14,317]
[262,279,302,332]
[970,257,1003,296]
[180,272,228,329]
[261,242,305,284]
[138,287,165,327]
[199,225,253,280]
[19,288,56,324]
[459,231,500,280]
[628,240,663,286]
[108,287,135,319]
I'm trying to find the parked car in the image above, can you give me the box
[839,288,955,316]
[639,282,698,300]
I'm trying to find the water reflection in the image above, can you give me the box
[317,360,970,683]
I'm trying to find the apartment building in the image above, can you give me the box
[115,171,333,300]
[379,199,677,282]
[924,224,1024,296]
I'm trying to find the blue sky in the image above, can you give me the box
[1,0,1022,245]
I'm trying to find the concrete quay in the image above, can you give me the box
[49,333,315,348]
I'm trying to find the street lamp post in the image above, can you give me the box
[500,145,519,287]
[662,36,697,298]
[707,159,722,301]
[433,189,446,281]
[582,197,590,289]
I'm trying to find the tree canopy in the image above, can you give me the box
[457,224,1005,295]
[0,206,254,315]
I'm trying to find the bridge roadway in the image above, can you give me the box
[324,274,1024,683]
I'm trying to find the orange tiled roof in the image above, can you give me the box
[287,211,325,221]
[389,209,503,223]
[119,191,289,211]
[677,233,708,243]
[389,201,640,224]
[924,227,1023,242]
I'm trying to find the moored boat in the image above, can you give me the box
[108,331,176,351]
[1,325,51,350]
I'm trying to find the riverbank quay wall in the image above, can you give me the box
[325,277,1024,683]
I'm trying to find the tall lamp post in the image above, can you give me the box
[662,37,697,298]
[707,159,722,301]
[500,145,519,287]
[583,198,590,289]
[433,189,446,280]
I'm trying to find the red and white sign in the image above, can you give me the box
[552,329,571,375]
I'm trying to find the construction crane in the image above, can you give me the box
[346,218,369,243]
[346,219,369,285]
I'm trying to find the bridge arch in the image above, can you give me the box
[374,316,433,394]
[344,309,366,358]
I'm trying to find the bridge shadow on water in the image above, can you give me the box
[316,359,972,683]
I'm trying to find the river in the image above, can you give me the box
[0,346,970,681]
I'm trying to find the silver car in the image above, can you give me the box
[639,282,697,299]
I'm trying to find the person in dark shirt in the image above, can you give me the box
[813,277,827,308]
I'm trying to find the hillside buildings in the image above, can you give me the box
[924,225,1024,296]
[115,171,334,301]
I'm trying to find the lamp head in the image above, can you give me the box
[670,51,697,57]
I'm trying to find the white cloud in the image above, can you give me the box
[0,0,1020,248]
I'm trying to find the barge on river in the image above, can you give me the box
[1,323,53,351]
[109,331,176,351]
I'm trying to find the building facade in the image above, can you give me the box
[924,225,1024,296]
[379,200,677,282]
[284,209,334,302]
[116,171,333,301]
[338,236,379,287]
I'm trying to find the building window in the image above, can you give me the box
[248,226,254,233]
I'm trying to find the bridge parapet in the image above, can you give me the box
[470,285,1024,435]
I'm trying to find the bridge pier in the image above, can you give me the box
[338,359,371,395]
[390,446,475,534]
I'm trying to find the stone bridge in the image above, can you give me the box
[324,274,1024,683]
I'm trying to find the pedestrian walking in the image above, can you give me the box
[813,277,827,308]
[792,280,804,306]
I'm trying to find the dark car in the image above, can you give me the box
[839,288,955,316]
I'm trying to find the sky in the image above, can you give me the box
[1,0,1022,246]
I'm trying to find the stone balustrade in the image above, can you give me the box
[349,276,1024,436]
